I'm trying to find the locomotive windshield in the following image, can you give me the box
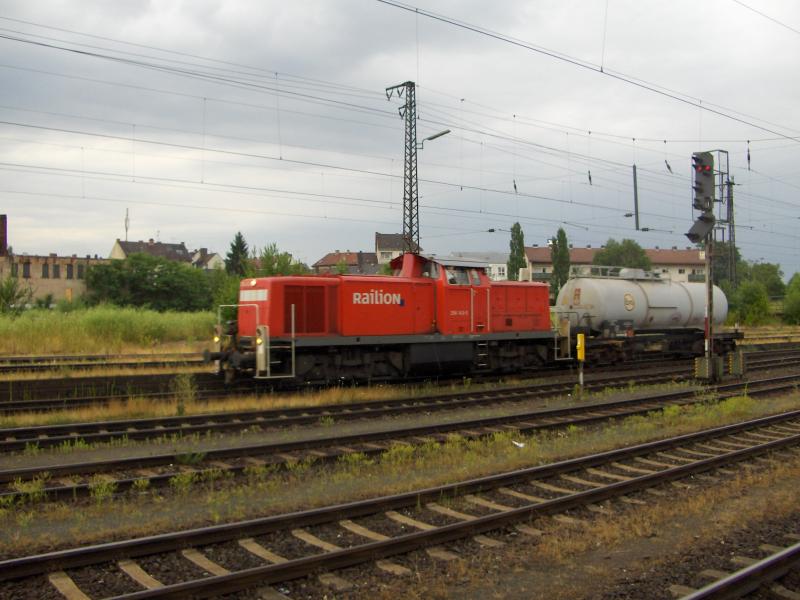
[445,266,482,285]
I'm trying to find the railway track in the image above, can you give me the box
[1,344,798,416]
[1,371,798,505]
[677,540,800,599]
[1,409,799,599]
[0,363,702,453]
[0,352,204,374]
[1,350,796,454]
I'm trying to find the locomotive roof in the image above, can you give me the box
[424,254,489,269]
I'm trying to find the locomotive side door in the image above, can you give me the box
[439,266,489,334]
[469,268,489,333]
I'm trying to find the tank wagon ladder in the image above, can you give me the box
[553,312,574,361]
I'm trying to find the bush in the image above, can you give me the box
[86,253,212,312]
[732,280,771,325]
[784,290,800,325]
[0,277,33,315]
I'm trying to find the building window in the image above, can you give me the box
[11,263,18,277]
[66,264,74,279]
[497,266,506,277]
[53,264,60,279]
[22,262,30,278]
[662,269,668,273]
[42,263,49,278]
[678,268,685,274]
[380,251,392,260]
[77,264,85,279]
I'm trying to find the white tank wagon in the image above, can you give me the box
[555,267,728,336]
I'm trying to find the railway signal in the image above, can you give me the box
[686,150,719,382]
[692,151,715,211]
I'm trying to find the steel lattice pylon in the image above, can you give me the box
[386,81,418,254]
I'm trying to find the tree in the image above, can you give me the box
[253,243,309,277]
[750,262,785,297]
[86,253,212,312]
[550,227,570,295]
[0,277,33,315]
[593,238,651,270]
[711,241,749,289]
[506,222,526,281]
[225,232,249,276]
[782,273,800,324]
[731,280,770,326]
[208,267,241,311]
[335,257,349,275]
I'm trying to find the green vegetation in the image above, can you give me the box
[86,253,212,312]
[550,227,570,296]
[783,274,800,325]
[593,238,651,270]
[0,305,213,354]
[507,222,526,281]
[225,231,250,277]
[730,280,771,326]
[0,277,33,315]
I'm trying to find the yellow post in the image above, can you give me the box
[576,333,585,399]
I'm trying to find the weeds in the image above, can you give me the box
[172,373,197,416]
[88,476,117,503]
[10,473,50,505]
[169,471,197,495]
[176,451,206,466]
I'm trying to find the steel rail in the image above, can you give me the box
[0,345,792,414]
[109,432,800,600]
[1,350,795,449]
[0,372,797,504]
[0,365,701,452]
[680,541,800,599]
[1,409,798,590]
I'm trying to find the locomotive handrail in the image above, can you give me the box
[254,303,296,380]
[216,303,259,331]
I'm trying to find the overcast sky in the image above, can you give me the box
[1,0,799,276]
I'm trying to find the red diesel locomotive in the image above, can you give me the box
[208,253,557,383]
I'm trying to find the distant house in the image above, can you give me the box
[313,251,379,274]
[522,245,707,283]
[450,251,509,281]
[375,232,421,264]
[111,239,192,263]
[192,248,224,271]
[110,239,223,270]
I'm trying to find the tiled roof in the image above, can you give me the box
[313,251,378,268]
[117,240,191,262]
[375,232,421,253]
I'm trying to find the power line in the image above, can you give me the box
[730,0,800,37]
[375,0,800,142]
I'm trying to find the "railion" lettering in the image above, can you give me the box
[352,289,403,305]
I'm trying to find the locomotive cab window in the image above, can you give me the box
[422,261,440,279]
[445,267,471,285]
[469,269,481,285]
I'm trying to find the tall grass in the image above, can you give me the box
[0,306,214,354]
